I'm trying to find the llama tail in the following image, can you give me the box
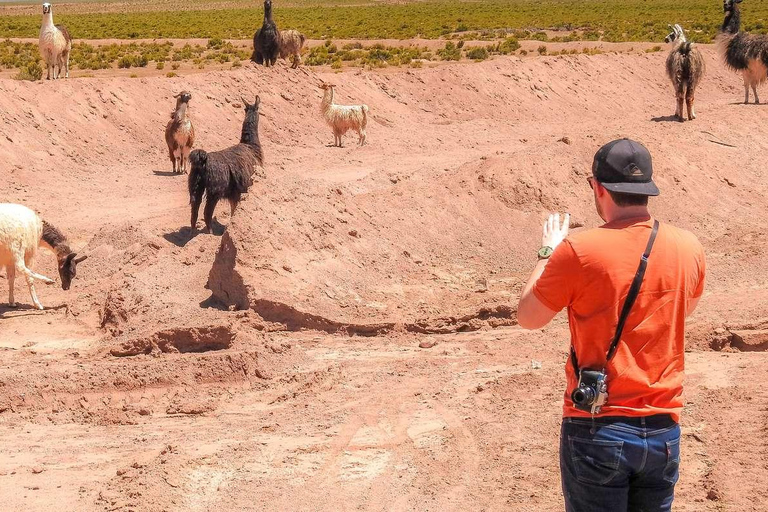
[188,149,208,204]
[681,41,693,55]
[361,104,369,128]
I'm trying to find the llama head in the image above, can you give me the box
[42,2,51,14]
[665,24,685,43]
[241,95,261,113]
[58,253,87,291]
[319,82,334,91]
[239,96,261,143]
[724,0,743,13]
[174,91,192,106]
[264,0,272,14]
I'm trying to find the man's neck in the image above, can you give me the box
[604,206,650,224]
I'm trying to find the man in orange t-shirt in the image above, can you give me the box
[517,139,705,512]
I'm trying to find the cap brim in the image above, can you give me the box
[599,180,660,196]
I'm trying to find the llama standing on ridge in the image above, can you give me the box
[320,83,369,147]
[39,2,72,80]
[718,0,768,104]
[279,30,306,68]
[165,91,195,174]
[665,24,706,121]
[188,96,265,233]
[252,0,280,67]
[0,203,87,310]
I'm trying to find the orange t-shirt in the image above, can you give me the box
[533,217,705,423]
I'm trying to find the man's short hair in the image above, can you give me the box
[608,190,649,207]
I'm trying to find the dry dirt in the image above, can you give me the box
[0,46,767,511]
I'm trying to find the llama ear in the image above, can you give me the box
[675,24,683,34]
[173,92,181,98]
[241,97,250,109]
[254,96,260,108]
[74,254,88,264]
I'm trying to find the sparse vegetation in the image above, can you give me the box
[0,39,251,75]
[2,0,762,42]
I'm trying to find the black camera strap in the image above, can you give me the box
[570,220,660,379]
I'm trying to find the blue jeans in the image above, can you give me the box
[560,415,681,512]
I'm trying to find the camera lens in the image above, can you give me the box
[572,386,595,406]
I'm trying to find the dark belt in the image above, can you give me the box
[566,414,676,429]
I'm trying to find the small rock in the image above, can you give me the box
[419,340,438,349]
[348,229,359,238]
[476,384,485,392]
[31,466,44,474]
[531,360,543,370]
[558,136,571,145]
[706,489,722,501]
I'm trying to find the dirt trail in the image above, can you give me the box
[0,48,767,511]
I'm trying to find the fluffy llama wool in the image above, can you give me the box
[665,24,705,121]
[279,30,306,68]
[718,0,768,104]
[39,3,72,80]
[165,91,196,174]
[0,203,86,310]
[320,84,369,147]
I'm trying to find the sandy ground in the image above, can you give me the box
[0,46,767,511]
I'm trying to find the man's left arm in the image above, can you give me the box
[517,213,572,330]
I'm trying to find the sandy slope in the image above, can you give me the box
[0,47,767,511]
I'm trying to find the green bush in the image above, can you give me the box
[537,45,548,55]
[437,42,461,61]
[498,37,521,55]
[14,61,42,81]
[465,46,489,61]
[207,37,225,50]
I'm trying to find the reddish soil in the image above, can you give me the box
[0,46,767,511]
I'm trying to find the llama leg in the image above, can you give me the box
[46,63,52,80]
[753,84,760,104]
[65,54,70,78]
[203,197,219,233]
[17,261,55,285]
[744,78,750,104]
[686,92,696,120]
[17,264,46,310]
[181,148,190,174]
[190,189,204,229]
[229,192,242,217]
[6,266,16,307]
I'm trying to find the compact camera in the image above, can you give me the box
[571,369,608,414]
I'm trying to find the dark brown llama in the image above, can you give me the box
[718,0,768,104]
[251,0,280,67]
[188,96,265,233]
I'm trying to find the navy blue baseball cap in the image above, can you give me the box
[592,139,660,196]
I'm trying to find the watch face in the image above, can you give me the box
[538,246,554,259]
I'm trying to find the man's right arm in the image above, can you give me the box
[686,296,701,317]
[686,240,706,317]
